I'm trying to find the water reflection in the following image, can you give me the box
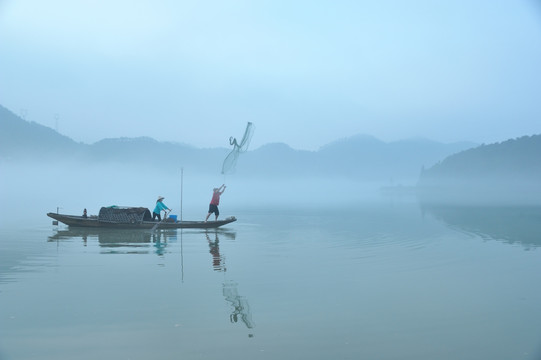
[206,230,225,271]
[198,229,237,272]
[45,227,254,334]
[202,229,255,334]
[421,204,541,249]
[223,281,255,330]
[48,228,177,255]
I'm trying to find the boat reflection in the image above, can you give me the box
[48,228,177,255]
[421,203,541,249]
[47,227,255,333]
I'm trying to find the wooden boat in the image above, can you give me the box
[47,206,236,229]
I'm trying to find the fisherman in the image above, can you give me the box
[205,184,226,222]
[82,208,87,218]
[153,196,170,221]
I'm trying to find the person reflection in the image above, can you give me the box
[152,231,166,256]
[223,280,254,330]
[206,230,225,272]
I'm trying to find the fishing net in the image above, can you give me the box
[221,122,254,174]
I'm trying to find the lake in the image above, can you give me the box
[1,199,540,360]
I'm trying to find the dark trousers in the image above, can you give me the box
[153,212,161,221]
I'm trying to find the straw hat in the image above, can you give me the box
[157,196,165,201]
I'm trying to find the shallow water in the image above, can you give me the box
[1,201,541,360]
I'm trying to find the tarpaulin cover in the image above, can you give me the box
[98,206,152,223]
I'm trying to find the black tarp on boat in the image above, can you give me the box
[98,206,152,224]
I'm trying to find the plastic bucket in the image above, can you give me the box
[169,215,177,221]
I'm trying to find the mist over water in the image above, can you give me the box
[1,161,541,360]
[0,161,385,227]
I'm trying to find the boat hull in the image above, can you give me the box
[47,213,236,229]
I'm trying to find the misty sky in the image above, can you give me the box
[1,0,540,150]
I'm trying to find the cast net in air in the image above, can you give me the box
[221,122,254,174]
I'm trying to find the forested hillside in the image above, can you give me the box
[417,135,541,204]
[0,105,82,159]
[1,104,475,183]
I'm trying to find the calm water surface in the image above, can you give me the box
[1,201,541,360]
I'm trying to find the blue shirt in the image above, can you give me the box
[153,201,168,214]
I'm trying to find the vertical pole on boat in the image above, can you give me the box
[180,167,184,222]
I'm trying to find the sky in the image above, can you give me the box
[1,0,540,151]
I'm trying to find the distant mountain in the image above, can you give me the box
[235,136,475,182]
[238,143,316,177]
[0,105,227,173]
[0,104,83,160]
[86,137,227,173]
[317,135,475,182]
[1,104,477,183]
[417,135,541,204]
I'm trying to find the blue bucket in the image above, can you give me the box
[169,215,177,221]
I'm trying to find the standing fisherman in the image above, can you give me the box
[205,184,226,222]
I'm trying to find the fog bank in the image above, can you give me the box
[0,162,385,228]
